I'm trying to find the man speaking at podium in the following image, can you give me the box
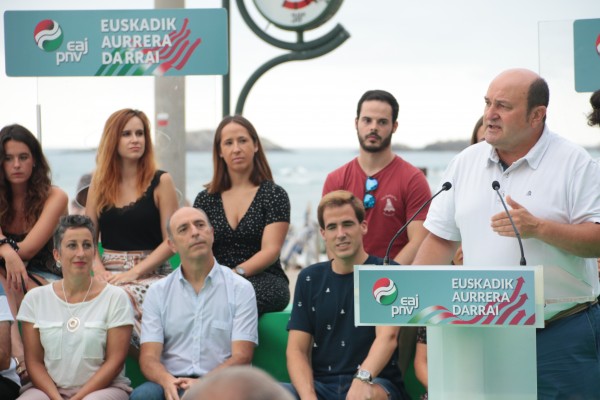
[412,68,600,398]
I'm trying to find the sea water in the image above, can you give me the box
[45,147,599,267]
[46,148,459,227]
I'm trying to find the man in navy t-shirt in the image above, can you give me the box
[284,190,409,400]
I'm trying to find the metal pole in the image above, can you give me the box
[154,0,187,204]
[36,104,42,144]
[222,0,230,117]
[233,0,349,115]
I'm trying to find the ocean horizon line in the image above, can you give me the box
[42,140,600,154]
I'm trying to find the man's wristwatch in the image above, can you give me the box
[353,367,372,384]
[235,266,246,277]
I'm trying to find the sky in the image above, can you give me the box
[2,0,600,150]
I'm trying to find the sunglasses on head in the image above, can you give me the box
[363,176,378,209]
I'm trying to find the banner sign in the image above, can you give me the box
[4,9,228,77]
[573,18,600,92]
[355,265,543,328]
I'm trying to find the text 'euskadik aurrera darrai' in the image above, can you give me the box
[358,266,539,327]
[4,9,228,77]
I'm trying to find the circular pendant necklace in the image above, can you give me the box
[62,278,93,333]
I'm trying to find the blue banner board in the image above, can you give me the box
[574,18,600,92]
[355,265,543,328]
[4,9,228,77]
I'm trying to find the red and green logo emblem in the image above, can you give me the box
[372,278,398,305]
[34,20,64,52]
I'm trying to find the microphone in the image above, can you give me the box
[383,182,452,265]
[492,181,526,266]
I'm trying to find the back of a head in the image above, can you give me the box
[74,173,92,208]
[588,89,600,127]
[182,366,293,400]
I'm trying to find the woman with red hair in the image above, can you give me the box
[86,109,178,349]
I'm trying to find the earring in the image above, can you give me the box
[56,261,62,270]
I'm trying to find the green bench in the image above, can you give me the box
[248,305,426,398]
[124,304,426,399]
[120,250,425,397]
[125,304,293,387]
[251,304,292,382]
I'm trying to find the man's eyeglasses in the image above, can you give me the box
[363,176,378,209]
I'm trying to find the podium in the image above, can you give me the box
[354,265,544,400]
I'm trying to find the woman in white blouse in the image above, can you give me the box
[17,215,133,400]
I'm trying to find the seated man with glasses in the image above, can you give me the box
[129,207,258,400]
[323,89,431,265]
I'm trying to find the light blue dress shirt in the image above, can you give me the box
[140,259,258,377]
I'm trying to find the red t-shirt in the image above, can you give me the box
[322,156,431,259]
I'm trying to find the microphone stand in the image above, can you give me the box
[383,182,452,265]
[492,181,527,266]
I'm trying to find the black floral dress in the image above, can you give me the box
[194,180,291,315]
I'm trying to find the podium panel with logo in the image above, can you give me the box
[355,265,544,400]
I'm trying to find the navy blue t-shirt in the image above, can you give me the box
[287,255,403,388]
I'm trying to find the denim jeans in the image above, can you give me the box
[129,381,185,400]
[282,374,407,400]
[537,303,600,400]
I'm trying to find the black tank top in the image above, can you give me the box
[98,171,164,251]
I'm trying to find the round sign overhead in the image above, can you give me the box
[253,0,343,31]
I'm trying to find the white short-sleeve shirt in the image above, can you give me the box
[17,283,134,388]
[425,126,600,318]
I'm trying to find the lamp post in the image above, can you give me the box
[233,0,349,115]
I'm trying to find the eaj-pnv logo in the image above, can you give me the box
[372,278,398,305]
[34,20,64,52]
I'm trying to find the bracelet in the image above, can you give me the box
[14,357,26,375]
[12,356,19,366]
[0,237,19,252]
